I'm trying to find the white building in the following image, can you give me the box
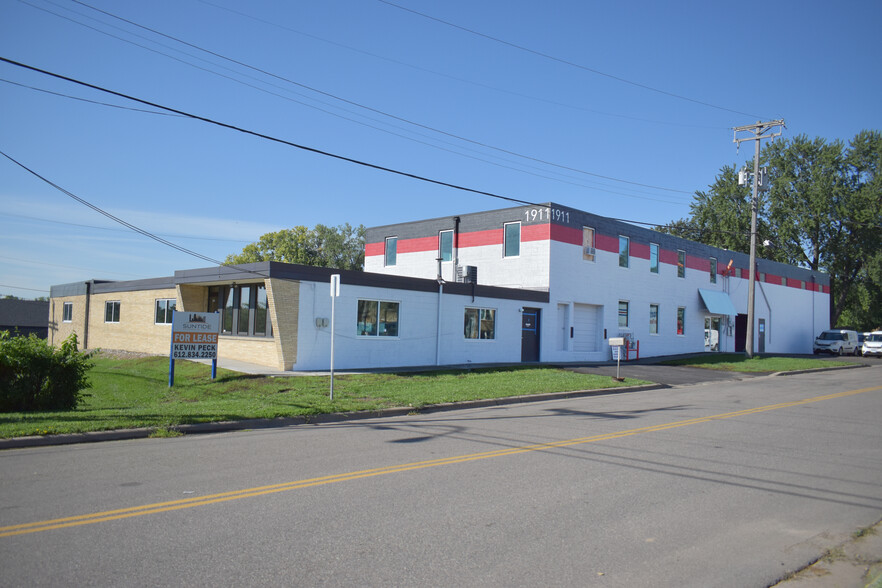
[49,203,830,371]
[365,202,830,364]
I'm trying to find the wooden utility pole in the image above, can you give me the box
[733,120,785,357]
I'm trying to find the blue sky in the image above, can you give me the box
[2,0,880,298]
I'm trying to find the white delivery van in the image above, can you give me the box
[813,329,860,356]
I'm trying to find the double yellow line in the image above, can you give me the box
[2,385,878,538]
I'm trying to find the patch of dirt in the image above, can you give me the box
[95,349,160,360]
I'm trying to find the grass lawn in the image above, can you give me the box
[660,353,855,372]
[0,356,651,439]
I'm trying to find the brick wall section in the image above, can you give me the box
[266,278,299,370]
[48,295,87,349]
[217,336,279,367]
[177,284,207,312]
[87,288,178,354]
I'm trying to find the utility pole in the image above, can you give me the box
[733,120,785,358]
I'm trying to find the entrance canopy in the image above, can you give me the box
[698,289,737,316]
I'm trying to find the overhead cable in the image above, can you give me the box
[0,56,538,207]
[62,0,693,196]
[376,0,769,120]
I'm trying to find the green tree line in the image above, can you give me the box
[225,223,366,271]
[660,130,881,330]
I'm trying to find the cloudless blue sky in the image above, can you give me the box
[2,0,880,297]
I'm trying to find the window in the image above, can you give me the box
[677,307,686,335]
[155,298,176,324]
[357,300,399,337]
[619,236,629,268]
[464,307,496,339]
[62,302,72,323]
[218,285,270,336]
[439,230,453,262]
[709,258,717,284]
[650,243,659,274]
[649,304,659,334]
[384,237,397,266]
[582,227,595,262]
[104,300,120,323]
[677,250,686,278]
[504,222,520,257]
[618,301,629,328]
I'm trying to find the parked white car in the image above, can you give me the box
[813,329,860,356]
[861,331,882,358]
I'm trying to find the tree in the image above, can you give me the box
[226,223,366,271]
[658,164,783,262]
[661,131,882,330]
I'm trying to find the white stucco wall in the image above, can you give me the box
[293,281,529,371]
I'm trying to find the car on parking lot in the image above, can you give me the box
[861,331,882,357]
[813,329,860,355]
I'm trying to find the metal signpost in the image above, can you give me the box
[609,337,625,381]
[329,274,340,400]
[168,311,221,387]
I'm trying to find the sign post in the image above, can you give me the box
[608,337,625,381]
[329,274,340,400]
[169,311,221,387]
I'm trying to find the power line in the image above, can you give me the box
[376,0,769,120]
[0,284,50,293]
[0,56,539,206]
[60,0,693,196]
[196,0,726,131]
[1,212,253,243]
[0,77,179,116]
[1,149,230,266]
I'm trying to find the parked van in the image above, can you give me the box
[861,331,882,358]
[813,329,860,356]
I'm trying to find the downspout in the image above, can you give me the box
[83,280,91,350]
[453,216,460,282]
[436,257,444,366]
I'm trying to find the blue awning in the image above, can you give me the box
[698,289,737,316]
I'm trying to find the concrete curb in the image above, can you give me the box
[0,383,664,450]
[771,362,867,377]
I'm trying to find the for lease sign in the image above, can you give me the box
[171,312,221,360]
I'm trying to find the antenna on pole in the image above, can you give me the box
[732,120,785,358]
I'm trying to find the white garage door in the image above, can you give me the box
[573,303,600,352]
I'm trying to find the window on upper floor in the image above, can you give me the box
[504,222,520,257]
[710,258,717,284]
[62,302,73,323]
[439,230,453,262]
[155,298,176,325]
[650,243,659,274]
[619,236,630,268]
[464,307,496,340]
[582,227,595,262]
[385,237,397,266]
[677,250,686,278]
[104,300,120,323]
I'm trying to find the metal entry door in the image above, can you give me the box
[521,308,540,362]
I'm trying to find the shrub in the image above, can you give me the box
[0,331,94,412]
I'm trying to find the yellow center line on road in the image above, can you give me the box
[2,385,879,538]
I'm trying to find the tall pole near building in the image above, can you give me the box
[733,120,785,358]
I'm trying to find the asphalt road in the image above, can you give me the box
[1,365,880,587]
